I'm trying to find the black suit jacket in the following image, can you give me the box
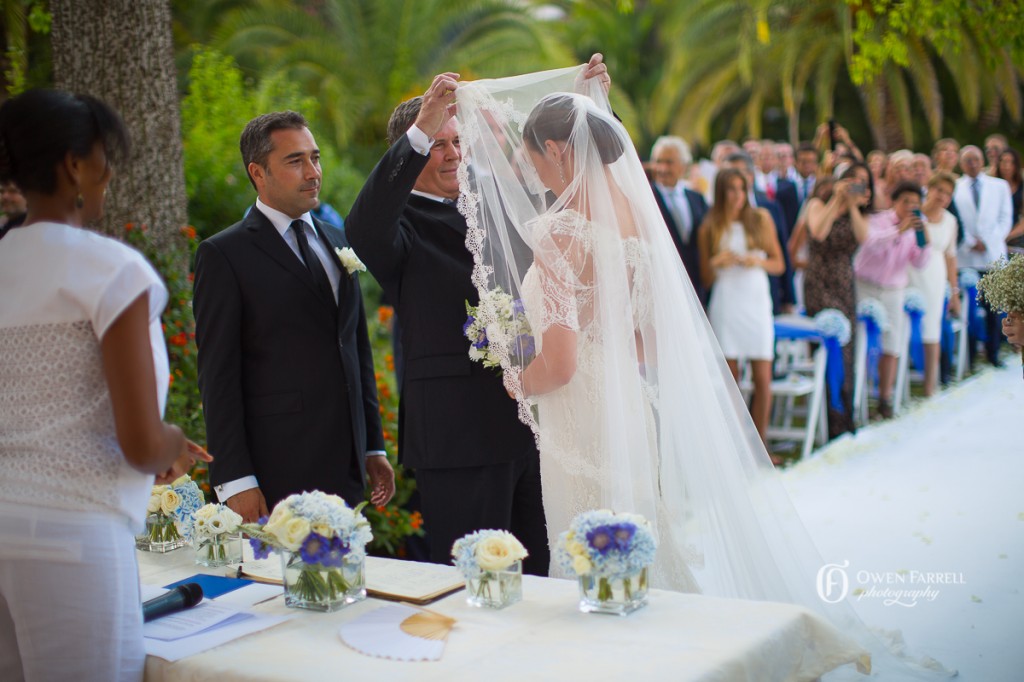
[345,135,536,470]
[193,208,385,508]
[651,183,709,305]
[754,190,797,312]
[774,178,799,233]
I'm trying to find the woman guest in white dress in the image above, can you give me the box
[0,90,210,681]
[698,168,785,446]
[908,172,961,396]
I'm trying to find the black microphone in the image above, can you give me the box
[142,583,204,622]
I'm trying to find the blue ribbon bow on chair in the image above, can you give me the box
[774,310,851,413]
[940,295,955,366]
[960,269,985,342]
[856,298,888,389]
[903,289,926,372]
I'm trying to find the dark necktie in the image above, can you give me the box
[442,197,457,206]
[802,177,810,203]
[291,220,335,304]
[971,178,980,209]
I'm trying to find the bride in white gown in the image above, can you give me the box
[454,65,950,680]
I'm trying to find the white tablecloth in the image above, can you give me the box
[139,550,866,682]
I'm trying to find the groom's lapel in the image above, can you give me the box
[246,208,329,306]
[314,219,353,302]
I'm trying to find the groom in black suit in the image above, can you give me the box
[346,58,611,575]
[193,111,394,521]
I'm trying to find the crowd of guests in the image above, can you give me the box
[648,128,1021,447]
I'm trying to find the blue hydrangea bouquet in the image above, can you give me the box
[451,529,528,609]
[241,491,373,612]
[555,509,657,615]
[136,474,205,552]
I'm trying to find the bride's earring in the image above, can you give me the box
[75,192,84,209]
[558,165,565,185]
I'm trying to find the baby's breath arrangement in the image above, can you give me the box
[977,255,1024,314]
[978,255,1024,375]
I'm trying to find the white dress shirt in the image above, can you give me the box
[656,182,694,244]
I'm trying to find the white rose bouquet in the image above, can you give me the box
[451,529,528,608]
[191,503,244,565]
[140,475,205,548]
[464,286,534,372]
[241,491,373,608]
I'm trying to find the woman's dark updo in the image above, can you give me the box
[0,89,130,194]
[523,94,624,165]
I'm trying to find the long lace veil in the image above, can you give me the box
[454,65,949,680]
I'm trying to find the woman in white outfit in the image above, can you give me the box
[908,172,961,395]
[698,168,785,445]
[0,90,210,682]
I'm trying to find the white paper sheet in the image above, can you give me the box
[144,612,292,662]
[143,602,242,641]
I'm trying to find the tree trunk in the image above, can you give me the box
[50,0,186,260]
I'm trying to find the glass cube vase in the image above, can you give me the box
[578,566,649,615]
[464,560,523,609]
[280,551,366,612]
[136,513,187,553]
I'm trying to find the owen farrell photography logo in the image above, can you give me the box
[816,560,966,607]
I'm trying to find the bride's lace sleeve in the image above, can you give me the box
[531,210,594,333]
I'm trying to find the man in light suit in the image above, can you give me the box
[193,111,394,521]
[649,136,709,305]
[954,145,1013,368]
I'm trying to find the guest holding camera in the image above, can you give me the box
[801,163,872,435]
[854,181,932,418]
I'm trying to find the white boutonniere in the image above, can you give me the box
[335,247,366,275]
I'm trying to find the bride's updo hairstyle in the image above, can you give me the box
[523,93,624,166]
[0,89,130,195]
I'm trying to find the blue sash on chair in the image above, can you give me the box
[903,289,926,371]
[939,296,955,366]
[960,269,985,341]
[775,309,851,413]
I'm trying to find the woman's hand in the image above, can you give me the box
[710,250,740,268]
[947,294,961,319]
[155,440,213,485]
[1003,312,1024,347]
[896,214,921,233]
[740,252,766,268]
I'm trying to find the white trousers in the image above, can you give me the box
[0,503,145,682]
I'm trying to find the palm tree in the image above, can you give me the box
[205,0,573,159]
[649,0,1023,150]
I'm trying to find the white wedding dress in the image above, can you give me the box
[521,209,699,590]
[454,65,951,679]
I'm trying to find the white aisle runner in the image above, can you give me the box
[783,362,1024,680]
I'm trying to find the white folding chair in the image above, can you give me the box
[892,315,912,415]
[764,343,828,460]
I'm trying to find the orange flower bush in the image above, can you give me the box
[361,305,424,556]
[123,222,208,486]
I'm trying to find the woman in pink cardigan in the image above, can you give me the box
[854,181,931,418]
